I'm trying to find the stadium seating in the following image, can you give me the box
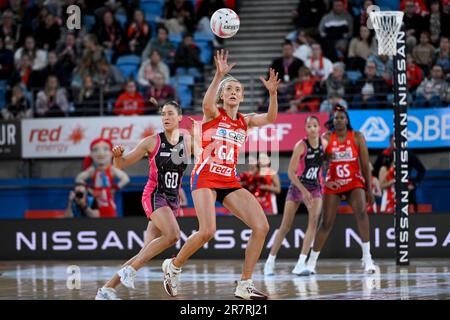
[116,55,141,79]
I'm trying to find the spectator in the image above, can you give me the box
[77,137,129,218]
[1,84,32,119]
[354,0,375,36]
[64,182,100,218]
[34,12,61,51]
[97,10,125,61]
[347,25,376,73]
[254,153,281,215]
[426,0,450,46]
[288,66,321,112]
[137,50,170,87]
[293,0,327,33]
[174,33,203,80]
[304,42,333,82]
[432,36,450,74]
[35,75,69,117]
[29,50,71,89]
[71,53,98,93]
[292,30,313,64]
[367,54,394,83]
[0,36,14,80]
[82,34,105,65]
[13,35,47,71]
[164,0,196,34]
[406,53,424,92]
[270,41,304,84]
[318,0,353,61]
[412,31,436,75]
[0,9,20,52]
[378,154,395,214]
[74,75,101,116]
[413,64,448,107]
[352,60,390,109]
[319,92,348,113]
[114,80,145,115]
[126,9,151,55]
[96,58,126,100]
[141,26,175,65]
[55,32,79,73]
[403,0,426,51]
[9,54,32,88]
[321,62,350,98]
[144,71,176,113]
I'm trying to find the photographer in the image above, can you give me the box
[65,182,99,218]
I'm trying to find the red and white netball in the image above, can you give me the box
[210,8,240,38]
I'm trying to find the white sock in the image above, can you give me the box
[307,250,320,267]
[361,242,372,260]
[267,254,276,263]
[298,254,307,266]
[170,260,181,272]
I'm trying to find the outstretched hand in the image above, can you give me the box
[214,49,236,76]
[260,68,281,95]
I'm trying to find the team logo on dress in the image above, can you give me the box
[210,163,233,176]
[161,143,165,148]
[214,127,246,145]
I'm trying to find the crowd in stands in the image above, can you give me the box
[270,0,450,112]
[0,0,232,119]
[1,0,449,120]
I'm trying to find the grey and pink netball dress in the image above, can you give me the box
[142,132,188,218]
[286,138,325,202]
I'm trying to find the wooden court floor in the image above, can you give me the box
[0,259,449,300]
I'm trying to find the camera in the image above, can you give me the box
[75,191,85,199]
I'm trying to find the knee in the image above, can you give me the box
[198,227,216,243]
[253,221,270,238]
[321,219,334,232]
[166,230,180,245]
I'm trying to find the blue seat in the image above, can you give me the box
[83,15,96,32]
[170,75,194,86]
[346,70,362,84]
[115,13,127,30]
[140,0,164,16]
[196,42,212,65]
[178,86,193,108]
[168,32,183,48]
[0,80,6,109]
[193,31,215,42]
[117,65,139,80]
[116,55,141,65]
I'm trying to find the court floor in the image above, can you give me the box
[0,259,449,300]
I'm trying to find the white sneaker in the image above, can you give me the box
[117,266,137,289]
[362,258,377,274]
[95,287,121,300]
[234,279,268,300]
[305,263,317,275]
[292,262,310,276]
[263,260,275,276]
[162,258,181,297]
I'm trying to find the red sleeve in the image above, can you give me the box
[113,94,125,114]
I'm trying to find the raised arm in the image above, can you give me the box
[247,68,280,128]
[113,135,157,170]
[203,49,236,122]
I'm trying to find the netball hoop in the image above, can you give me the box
[369,10,409,266]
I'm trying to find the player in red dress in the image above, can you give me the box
[306,106,378,274]
[161,49,280,300]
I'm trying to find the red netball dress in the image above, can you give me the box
[324,130,366,194]
[191,108,247,190]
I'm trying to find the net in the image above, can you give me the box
[369,11,404,56]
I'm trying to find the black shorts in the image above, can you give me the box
[215,188,241,204]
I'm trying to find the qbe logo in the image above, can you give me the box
[360,117,390,142]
